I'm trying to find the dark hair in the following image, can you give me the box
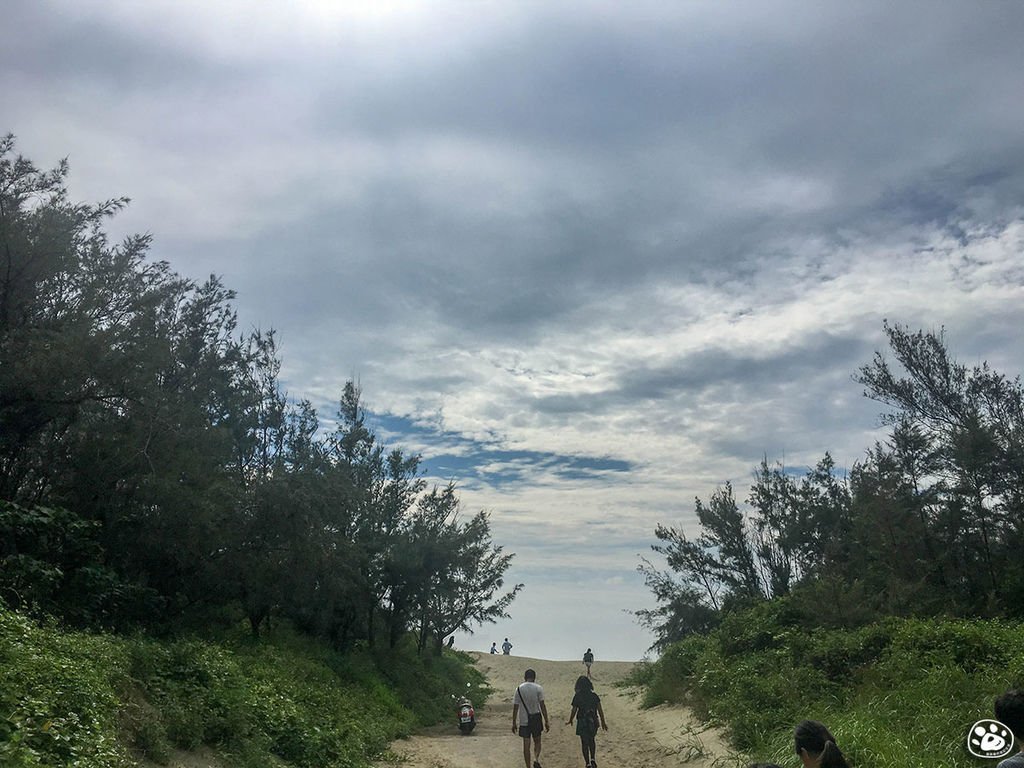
[574,675,593,693]
[524,668,536,681]
[748,763,783,768]
[794,720,849,768]
[996,690,1024,741]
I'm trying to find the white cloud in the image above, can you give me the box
[5,0,1024,660]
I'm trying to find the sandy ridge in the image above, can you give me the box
[382,652,736,768]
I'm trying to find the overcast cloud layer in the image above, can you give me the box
[5,0,1024,660]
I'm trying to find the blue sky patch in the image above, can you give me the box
[369,412,631,486]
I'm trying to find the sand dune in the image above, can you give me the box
[382,652,736,768]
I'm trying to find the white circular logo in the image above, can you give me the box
[967,719,1014,759]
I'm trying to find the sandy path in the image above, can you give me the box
[382,653,737,768]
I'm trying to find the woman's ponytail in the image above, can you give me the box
[794,720,850,768]
[818,740,849,768]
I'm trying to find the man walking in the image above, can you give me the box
[502,637,513,655]
[583,648,594,678]
[512,668,550,768]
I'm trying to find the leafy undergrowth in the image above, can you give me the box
[630,600,1024,767]
[0,605,487,768]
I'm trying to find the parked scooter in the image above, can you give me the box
[455,693,476,734]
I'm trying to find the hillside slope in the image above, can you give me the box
[382,652,733,768]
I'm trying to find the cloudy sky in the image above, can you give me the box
[5,0,1024,660]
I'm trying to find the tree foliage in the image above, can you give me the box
[0,135,520,651]
[641,321,1024,646]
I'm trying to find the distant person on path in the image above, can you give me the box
[995,689,1024,768]
[512,668,550,768]
[446,635,455,649]
[490,642,498,654]
[794,720,850,768]
[502,637,513,655]
[566,675,607,768]
[583,648,594,678]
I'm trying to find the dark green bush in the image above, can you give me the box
[793,621,895,683]
[888,618,1022,673]
[0,502,162,631]
[638,636,708,707]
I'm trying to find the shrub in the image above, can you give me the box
[0,502,161,631]
[639,636,708,707]
[1,603,484,768]
[0,607,132,768]
[638,605,1024,767]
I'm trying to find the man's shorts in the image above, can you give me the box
[518,713,543,738]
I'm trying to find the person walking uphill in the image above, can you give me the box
[583,648,594,678]
[512,668,550,768]
[566,675,607,768]
[502,637,513,655]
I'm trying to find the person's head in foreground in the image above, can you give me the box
[794,720,850,768]
[574,675,593,694]
[748,763,782,768]
[996,689,1024,750]
[524,668,536,682]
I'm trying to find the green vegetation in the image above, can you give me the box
[0,137,506,765]
[639,324,1024,651]
[637,301,1024,763]
[1,602,487,768]
[0,134,520,652]
[631,601,1023,766]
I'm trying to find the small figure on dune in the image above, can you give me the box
[583,647,594,678]
[490,641,498,654]
[502,637,513,655]
[566,675,607,768]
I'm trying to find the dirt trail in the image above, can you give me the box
[381,652,736,768]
